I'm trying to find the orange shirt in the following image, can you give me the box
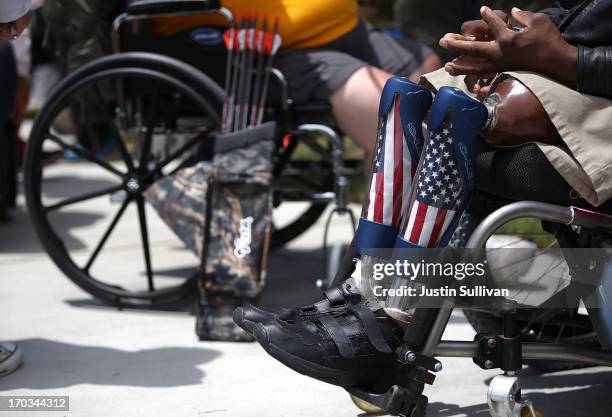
[151,0,358,49]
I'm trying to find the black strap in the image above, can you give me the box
[323,286,347,307]
[213,121,276,154]
[295,286,348,316]
[351,306,392,354]
[318,315,355,359]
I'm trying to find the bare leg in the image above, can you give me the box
[329,66,392,172]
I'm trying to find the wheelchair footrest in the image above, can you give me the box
[347,385,428,417]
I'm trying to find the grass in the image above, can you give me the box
[495,218,557,247]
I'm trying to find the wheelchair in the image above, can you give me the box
[23,0,358,309]
[347,198,612,417]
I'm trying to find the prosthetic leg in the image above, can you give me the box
[240,87,488,417]
[355,77,432,301]
[348,87,488,416]
[355,77,432,251]
[234,77,432,332]
[386,86,488,312]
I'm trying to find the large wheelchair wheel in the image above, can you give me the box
[25,53,328,307]
[24,54,224,308]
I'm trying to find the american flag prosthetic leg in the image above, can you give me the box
[384,88,487,312]
[395,87,488,249]
[354,77,432,254]
[352,77,431,301]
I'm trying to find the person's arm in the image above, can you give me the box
[577,46,612,99]
[439,7,577,89]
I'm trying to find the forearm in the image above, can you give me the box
[543,42,577,90]
[577,46,612,100]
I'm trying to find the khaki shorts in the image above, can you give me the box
[421,69,612,207]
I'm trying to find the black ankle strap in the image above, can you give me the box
[316,306,392,358]
[323,286,348,307]
[318,315,355,359]
[296,284,353,315]
[351,306,392,354]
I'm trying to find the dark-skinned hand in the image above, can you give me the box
[449,9,508,95]
[439,6,577,89]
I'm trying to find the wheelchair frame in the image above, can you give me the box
[113,0,359,279]
[27,2,612,415]
[112,0,353,230]
[24,0,358,309]
[349,200,612,417]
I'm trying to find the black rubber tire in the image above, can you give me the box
[25,56,222,309]
[67,53,328,249]
[463,309,598,371]
[25,52,334,307]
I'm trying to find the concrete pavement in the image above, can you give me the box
[0,162,611,417]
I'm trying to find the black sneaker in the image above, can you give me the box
[251,306,413,392]
[233,281,363,333]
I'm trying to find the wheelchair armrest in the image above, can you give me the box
[465,201,612,249]
[126,0,220,16]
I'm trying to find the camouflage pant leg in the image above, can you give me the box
[196,293,255,342]
[146,131,274,342]
[203,140,274,300]
[144,161,212,258]
[197,137,274,341]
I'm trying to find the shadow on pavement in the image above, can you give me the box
[38,175,119,201]
[261,247,325,309]
[427,401,489,416]
[427,367,612,417]
[0,205,103,253]
[0,338,221,389]
[61,246,325,314]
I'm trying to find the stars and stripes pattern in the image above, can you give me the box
[363,95,414,226]
[400,120,464,247]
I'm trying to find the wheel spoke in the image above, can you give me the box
[89,82,135,173]
[43,184,123,213]
[153,131,207,174]
[84,197,131,272]
[136,196,154,291]
[47,133,126,178]
[138,82,161,173]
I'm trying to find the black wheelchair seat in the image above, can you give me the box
[127,0,220,16]
[475,140,612,215]
[119,26,335,128]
